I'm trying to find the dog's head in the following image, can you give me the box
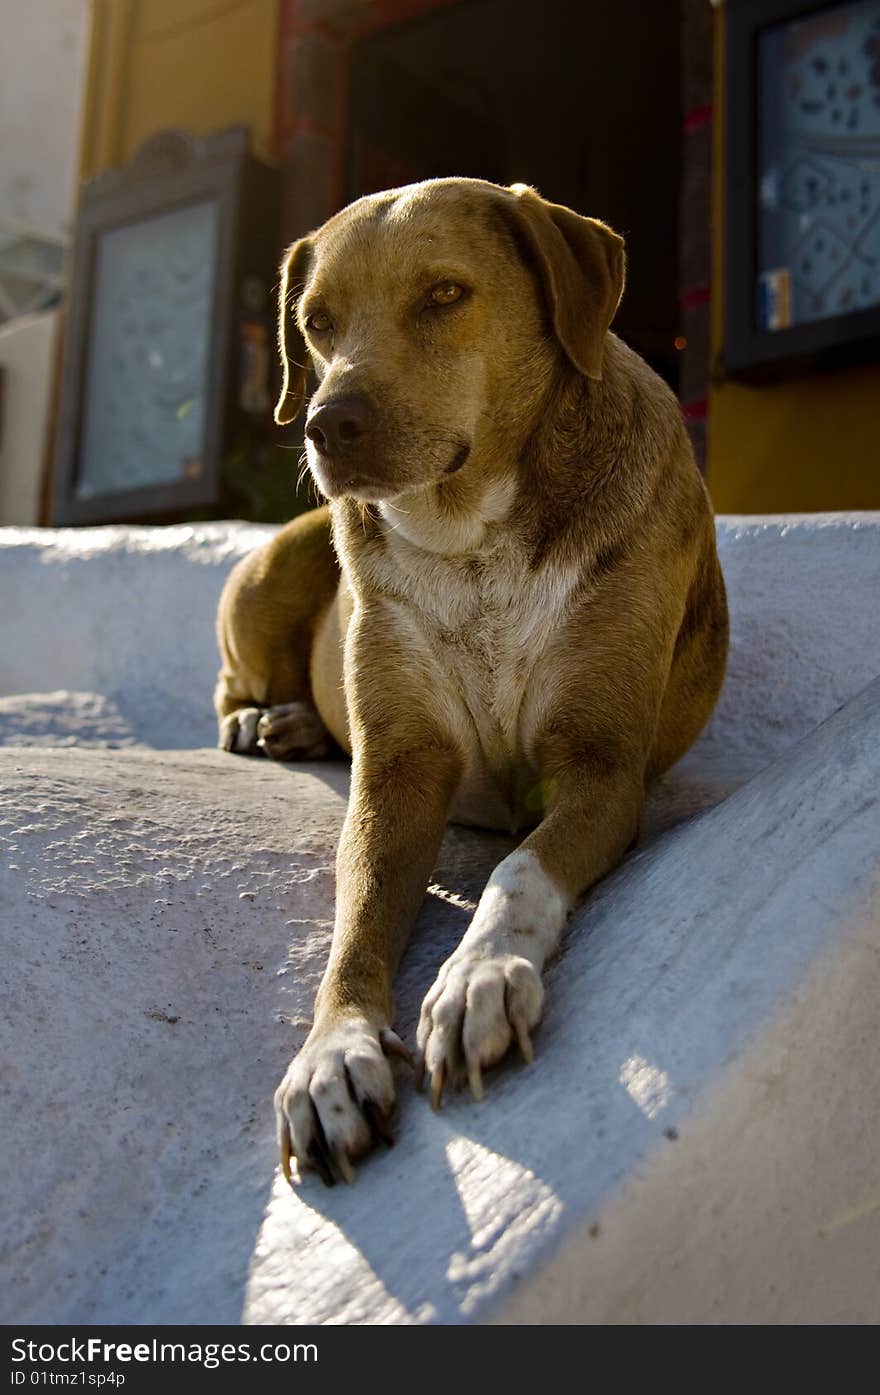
[276,178,625,503]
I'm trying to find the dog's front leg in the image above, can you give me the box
[275,736,461,1185]
[417,746,645,1106]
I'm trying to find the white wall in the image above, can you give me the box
[0,1,90,522]
[0,0,90,241]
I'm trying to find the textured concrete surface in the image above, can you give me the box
[0,514,878,1324]
[2,514,879,763]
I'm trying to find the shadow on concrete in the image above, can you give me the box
[242,679,880,1322]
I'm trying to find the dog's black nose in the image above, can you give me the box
[305,397,371,457]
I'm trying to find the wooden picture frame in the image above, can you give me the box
[51,127,279,524]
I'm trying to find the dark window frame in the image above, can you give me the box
[724,0,880,381]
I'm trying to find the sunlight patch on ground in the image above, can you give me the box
[618,1053,671,1120]
[242,1171,437,1325]
[445,1136,563,1316]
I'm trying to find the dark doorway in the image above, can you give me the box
[347,0,682,388]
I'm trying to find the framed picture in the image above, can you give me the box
[52,128,279,524]
[724,0,880,380]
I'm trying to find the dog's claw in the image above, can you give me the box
[414,1051,426,1092]
[335,1152,356,1185]
[380,1028,414,1069]
[279,1122,293,1185]
[512,1012,534,1064]
[430,1063,446,1111]
[467,1055,484,1102]
[363,1099,395,1147]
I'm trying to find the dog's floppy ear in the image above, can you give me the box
[275,236,314,426]
[503,184,625,381]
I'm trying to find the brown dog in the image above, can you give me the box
[214,178,728,1186]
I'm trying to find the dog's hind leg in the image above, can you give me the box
[214,506,340,760]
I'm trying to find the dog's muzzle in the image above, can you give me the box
[305,394,383,497]
[305,396,372,460]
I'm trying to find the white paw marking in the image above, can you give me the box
[417,851,568,1105]
[464,850,568,960]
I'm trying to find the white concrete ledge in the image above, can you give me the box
[1,515,879,766]
[0,514,878,1324]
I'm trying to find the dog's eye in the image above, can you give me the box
[429,283,464,307]
[305,311,333,334]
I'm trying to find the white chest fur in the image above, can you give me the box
[371,501,579,822]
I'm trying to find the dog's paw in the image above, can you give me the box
[274,1017,412,1186]
[257,701,330,760]
[219,701,330,759]
[416,953,543,1107]
[219,706,263,754]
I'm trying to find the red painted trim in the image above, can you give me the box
[362,0,460,34]
[274,0,501,218]
[680,285,712,309]
[288,115,337,141]
[683,102,713,133]
[332,32,350,211]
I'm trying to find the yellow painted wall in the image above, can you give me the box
[707,8,880,513]
[80,0,278,180]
